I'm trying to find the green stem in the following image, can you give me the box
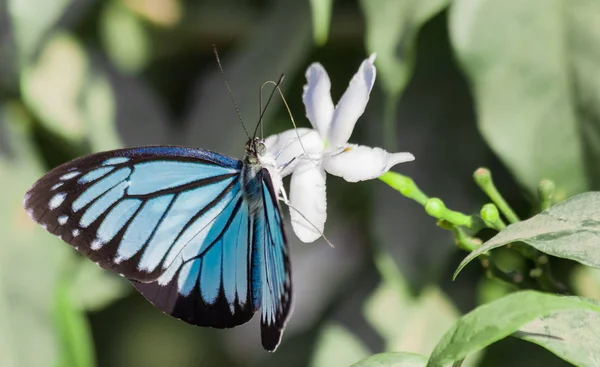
[474,168,520,223]
[379,172,429,205]
[447,223,481,251]
[425,198,473,227]
[538,179,555,211]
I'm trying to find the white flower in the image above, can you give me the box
[265,54,415,243]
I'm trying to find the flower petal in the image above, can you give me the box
[327,54,377,147]
[264,128,323,177]
[323,144,414,182]
[290,160,327,243]
[303,63,334,137]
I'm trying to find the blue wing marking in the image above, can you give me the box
[163,181,241,269]
[79,167,114,184]
[73,167,131,212]
[116,195,174,263]
[222,203,249,308]
[178,259,201,297]
[80,181,128,228]
[200,241,222,304]
[96,199,142,245]
[138,176,237,272]
[127,161,237,195]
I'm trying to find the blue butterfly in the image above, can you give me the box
[23,139,292,351]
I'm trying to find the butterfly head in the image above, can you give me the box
[245,138,267,165]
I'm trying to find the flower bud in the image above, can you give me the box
[480,203,500,223]
[425,198,446,218]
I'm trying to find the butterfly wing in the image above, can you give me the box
[25,146,292,348]
[256,169,293,351]
[132,187,259,329]
[23,146,242,282]
[133,167,292,351]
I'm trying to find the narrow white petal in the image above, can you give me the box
[323,144,414,182]
[303,63,334,137]
[264,128,323,177]
[327,54,377,147]
[290,160,327,243]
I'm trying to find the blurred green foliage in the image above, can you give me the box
[2,0,600,366]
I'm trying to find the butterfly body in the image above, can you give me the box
[24,140,292,351]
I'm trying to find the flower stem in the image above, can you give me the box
[379,172,429,205]
[538,179,555,211]
[425,198,473,227]
[440,221,481,251]
[474,168,520,223]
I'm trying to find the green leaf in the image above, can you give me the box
[53,270,96,367]
[81,72,121,152]
[360,0,449,148]
[366,253,481,367]
[360,0,449,98]
[21,31,124,151]
[0,102,72,367]
[20,32,88,143]
[8,0,72,63]
[516,298,600,367]
[455,192,600,278]
[426,291,600,367]
[309,0,333,46]
[69,260,129,312]
[448,0,600,197]
[351,352,428,367]
[571,265,600,300]
[310,323,371,367]
[100,0,151,73]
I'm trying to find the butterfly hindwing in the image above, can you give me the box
[132,192,258,329]
[257,170,292,351]
[23,146,242,282]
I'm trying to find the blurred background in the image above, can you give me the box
[2,0,600,366]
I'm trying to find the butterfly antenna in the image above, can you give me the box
[213,45,251,140]
[254,74,285,140]
[262,80,318,166]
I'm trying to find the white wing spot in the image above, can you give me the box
[51,182,64,191]
[42,224,48,230]
[91,239,104,250]
[57,215,68,225]
[103,157,130,165]
[72,229,80,237]
[49,193,66,210]
[60,171,80,180]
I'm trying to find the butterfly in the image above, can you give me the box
[23,138,292,352]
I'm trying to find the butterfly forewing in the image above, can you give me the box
[23,146,242,282]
